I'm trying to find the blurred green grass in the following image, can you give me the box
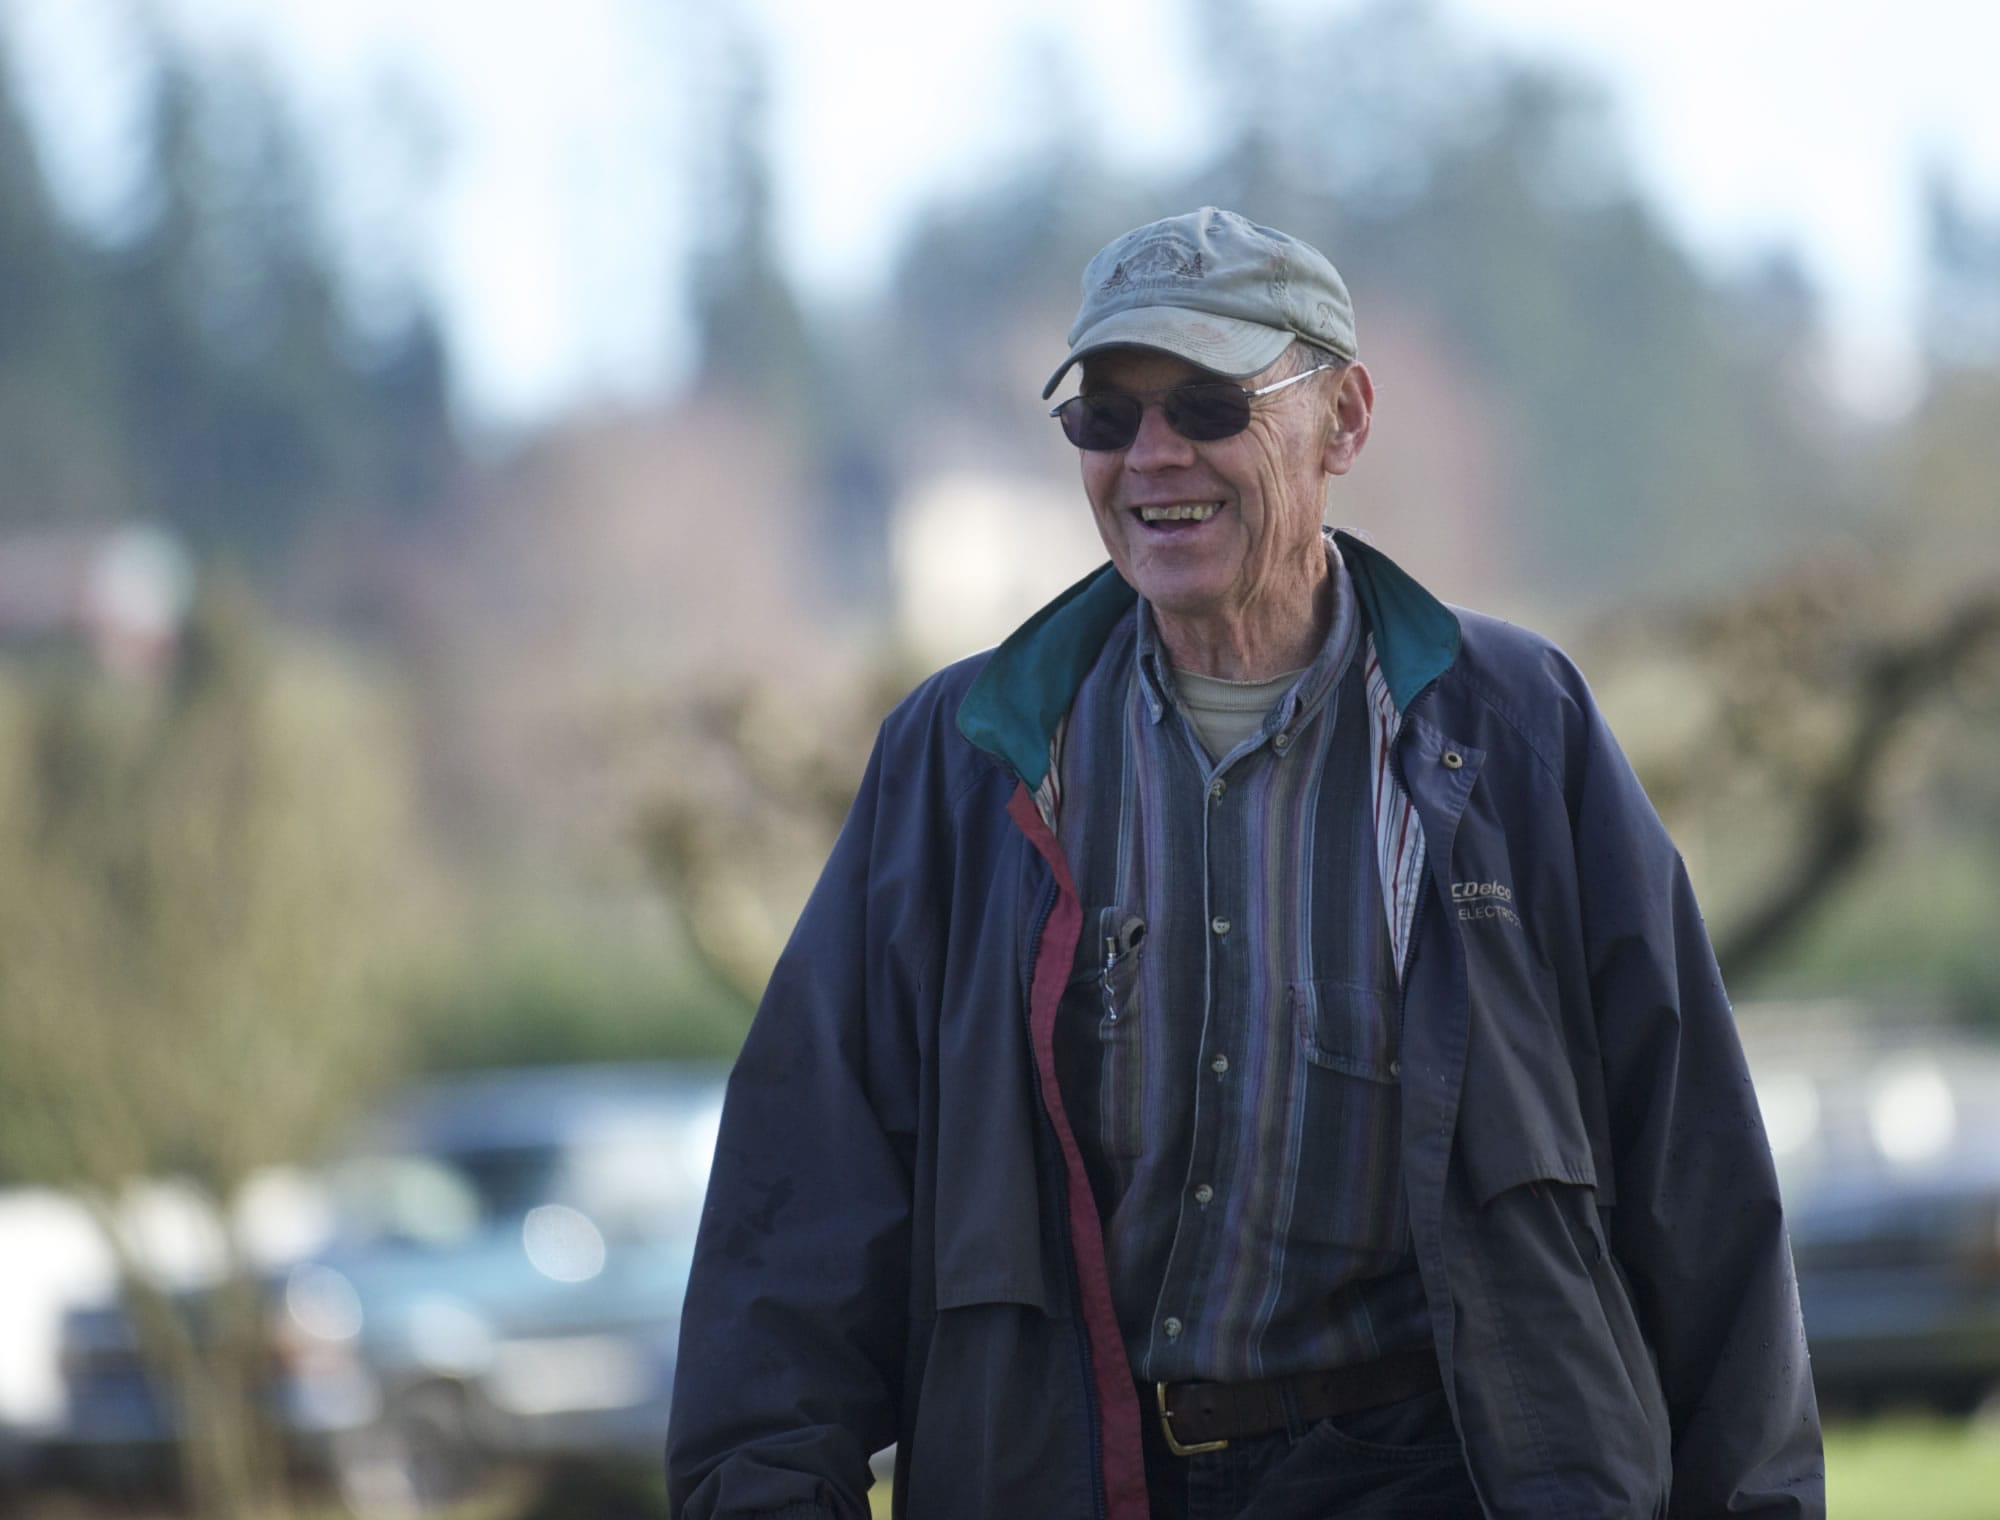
[1825,1417,2000,1519]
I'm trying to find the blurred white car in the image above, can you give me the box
[44,1063,725,1513]
[1,1170,328,1496]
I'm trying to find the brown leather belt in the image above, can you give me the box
[1152,1346,1444,1455]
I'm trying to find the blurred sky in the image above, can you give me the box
[8,0,1999,424]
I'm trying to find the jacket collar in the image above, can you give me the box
[957,530,1461,786]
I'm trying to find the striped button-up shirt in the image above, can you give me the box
[1051,549,1430,1384]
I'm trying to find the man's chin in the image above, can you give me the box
[1132,579,1245,630]
[1119,547,1238,607]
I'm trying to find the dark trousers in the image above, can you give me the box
[1137,1383,1482,1519]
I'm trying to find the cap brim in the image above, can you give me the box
[1041,307,1294,399]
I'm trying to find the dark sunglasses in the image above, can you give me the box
[1049,365,1332,451]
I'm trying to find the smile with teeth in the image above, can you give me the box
[1138,503,1222,523]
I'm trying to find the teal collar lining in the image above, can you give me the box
[956,530,1460,786]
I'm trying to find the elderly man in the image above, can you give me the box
[666,208,1823,1519]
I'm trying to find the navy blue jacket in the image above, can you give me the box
[667,535,1825,1519]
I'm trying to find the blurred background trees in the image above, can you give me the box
[1,0,1999,1503]
[0,0,1992,1075]
[0,0,1993,1080]
[0,25,451,574]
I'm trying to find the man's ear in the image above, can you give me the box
[1323,361,1375,477]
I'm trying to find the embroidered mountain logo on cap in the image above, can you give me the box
[1102,240,1205,291]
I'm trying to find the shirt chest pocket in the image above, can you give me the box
[1052,906,1151,1164]
[1288,977,1410,1256]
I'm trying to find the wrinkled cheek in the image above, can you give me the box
[1084,495,1129,562]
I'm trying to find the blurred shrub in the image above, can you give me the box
[400,919,752,1073]
[0,572,440,1518]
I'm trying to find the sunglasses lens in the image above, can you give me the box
[1054,383,1256,450]
[1164,383,1252,441]
[1057,394,1143,451]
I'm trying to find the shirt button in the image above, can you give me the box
[1272,732,1292,753]
[1442,749,1464,770]
[1208,778,1226,801]
[1390,1059,1403,1077]
[1210,1054,1229,1075]
[1164,1317,1183,1339]
[1193,1183,1213,1205]
[1211,916,1231,936]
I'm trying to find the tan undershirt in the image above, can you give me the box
[1173,667,1307,760]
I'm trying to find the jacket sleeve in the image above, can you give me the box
[1570,690,1826,1518]
[666,728,924,1520]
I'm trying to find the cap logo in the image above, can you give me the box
[1101,237,1204,292]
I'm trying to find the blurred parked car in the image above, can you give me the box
[5,1171,327,1503]
[1748,1021,2000,1415]
[0,1187,121,1495]
[46,1062,726,1512]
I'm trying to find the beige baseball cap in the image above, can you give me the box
[1042,207,1358,399]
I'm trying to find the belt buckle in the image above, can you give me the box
[1155,1382,1229,1456]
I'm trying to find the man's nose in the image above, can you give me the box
[1124,401,1196,469]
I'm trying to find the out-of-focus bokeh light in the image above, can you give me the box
[1758,1071,1822,1161]
[284,1263,364,1344]
[1868,1063,1958,1167]
[521,1204,608,1285]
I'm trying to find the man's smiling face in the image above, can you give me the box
[1076,347,1353,666]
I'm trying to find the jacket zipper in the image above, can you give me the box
[1024,874,1109,1520]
